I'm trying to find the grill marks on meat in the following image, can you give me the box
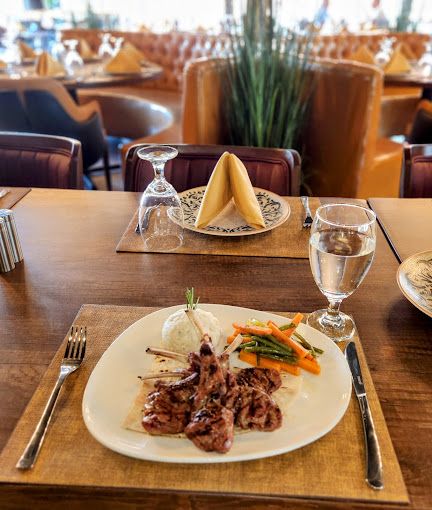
[142,346,284,452]
[236,386,282,431]
[142,373,197,435]
[185,403,234,453]
[236,367,282,394]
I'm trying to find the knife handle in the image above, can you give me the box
[358,395,384,490]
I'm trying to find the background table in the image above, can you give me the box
[0,189,431,510]
[384,73,432,100]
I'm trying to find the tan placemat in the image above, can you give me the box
[0,188,31,210]
[0,305,408,503]
[116,197,320,258]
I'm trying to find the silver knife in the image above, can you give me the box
[345,341,384,490]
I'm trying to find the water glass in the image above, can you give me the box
[307,203,376,342]
[64,40,84,77]
[138,146,184,252]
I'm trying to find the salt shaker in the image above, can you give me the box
[0,218,15,273]
[0,209,23,263]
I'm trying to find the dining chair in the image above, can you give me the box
[400,144,432,198]
[0,131,83,189]
[407,100,432,145]
[124,144,301,196]
[0,78,111,190]
[181,57,404,198]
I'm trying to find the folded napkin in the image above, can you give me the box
[384,44,411,74]
[104,48,141,74]
[35,52,65,76]
[348,45,376,65]
[18,40,36,59]
[78,38,95,59]
[122,41,146,62]
[195,152,266,229]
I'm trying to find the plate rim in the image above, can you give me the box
[397,249,432,318]
[178,186,290,237]
[82,303,352,463]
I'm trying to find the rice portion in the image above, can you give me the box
[161,308,223,354]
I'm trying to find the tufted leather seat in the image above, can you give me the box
[124,144,301,195]
[0,131,83,189]
[400,144,432,198]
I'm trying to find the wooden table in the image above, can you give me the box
[368,198,432,262]
[384,73,432,100]
[0,189,431,510]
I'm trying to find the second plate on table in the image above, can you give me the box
[177,186,290,236]
[397,250,432,318]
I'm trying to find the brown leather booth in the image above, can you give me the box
[124,144,301,196]
[0,132,83,189]
[401,144,432,198]
[180,57,403,199]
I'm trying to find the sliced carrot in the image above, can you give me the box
[227,329,241,344]
[238,351,300,376]
[298,357,321,375]
[280,313,304,338]
[267,321,309,359]
[232,323,273,336]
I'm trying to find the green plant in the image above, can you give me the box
[224,0,314,151]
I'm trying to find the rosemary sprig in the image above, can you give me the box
[185,287,199,310]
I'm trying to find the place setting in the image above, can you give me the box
[0,197,409,505]
[116,145,321,258]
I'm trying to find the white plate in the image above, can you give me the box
[177,187,290,236]
[82,304,352,463]
[397,250,432,318]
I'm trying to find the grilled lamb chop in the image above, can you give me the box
[236,386,282,432]
[236,367,282,394]
[185,403,234,453]
[142,372,197,434]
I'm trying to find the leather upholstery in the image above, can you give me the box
[181,57,403,198]
[0,131,83,189]
[0,78,105,170]
[401,144,432,198]
[0,91,31,131]
[124,144,301,196]
[407,101,432,144]
[62,28,429,94]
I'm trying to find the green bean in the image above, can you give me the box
[279,323,295,331]
[293,331,324,355]
[251,335,294,355]
[258,353,298,364]
[239,341,257,349]
[244,346,288,355]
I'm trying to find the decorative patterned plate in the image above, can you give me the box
[177,186,290,236]
[397,250,432,318]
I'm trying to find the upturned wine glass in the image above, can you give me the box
[138,146,184,252]
[307,204,376,342]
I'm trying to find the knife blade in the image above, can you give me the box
[345,341,384,490]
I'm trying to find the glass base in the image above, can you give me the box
[144,234,183,252]
[307,309,355,342]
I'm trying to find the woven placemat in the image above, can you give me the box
[116,197,320,258]
[0,188,31,210]
[0,304,408,503]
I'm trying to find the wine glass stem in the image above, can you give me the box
[323,299,343,328]
[152,162,166,192]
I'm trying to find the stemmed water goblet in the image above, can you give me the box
[138,145,184,252]
[418,38,432,77]
[63,40,84,77]
[307,203,376,342]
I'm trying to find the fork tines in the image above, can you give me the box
[64,326,86,361]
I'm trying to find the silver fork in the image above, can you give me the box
[300,196,313,228]
[16,326,87,470]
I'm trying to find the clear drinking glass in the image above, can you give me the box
[418,39,432,77]
[50,32,66,64]
[138,146,184,252]
[64,40,84,77]
[307,204,376,342]
[375,37,393,68]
